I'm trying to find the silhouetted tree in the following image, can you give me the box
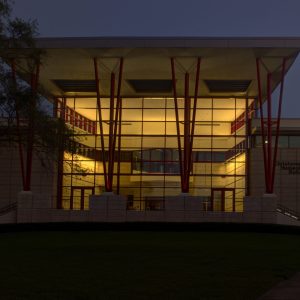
[0,0,76,191]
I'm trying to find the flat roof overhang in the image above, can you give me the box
[17,37,300,98]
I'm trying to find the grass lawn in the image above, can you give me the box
[0,228,299,299]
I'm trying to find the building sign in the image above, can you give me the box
[277,161,300,174]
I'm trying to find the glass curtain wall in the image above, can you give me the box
[57,97,252,212]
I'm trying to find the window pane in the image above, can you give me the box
[289,136,300,148]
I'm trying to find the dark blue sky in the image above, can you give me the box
[12,0,300,117]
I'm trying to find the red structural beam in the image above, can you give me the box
[183,72,190,192]
[256,58,269,192]
[112,58,124,152]
[56,97,66,209]
[266,73,272,192]
[170,58,184,190]
[171,57,201,193]
[271,58,286,192]
[116,98,123,194]
[93,58,108,191]
[187,57,201,183]
[24,62,40,191]
[189,57,201,150]
[10,59,26,190]
[256,57,288,194]
[107,72,116,191]
[93,57,124,193]
[110,58,124,190]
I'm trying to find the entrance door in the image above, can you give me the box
[211,188,235,212]
[70,187,95,210]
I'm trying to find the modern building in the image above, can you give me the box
[1,37,300,225]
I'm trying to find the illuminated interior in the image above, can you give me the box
[58,97,254,212]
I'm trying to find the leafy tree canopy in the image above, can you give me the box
[0,0,76,176]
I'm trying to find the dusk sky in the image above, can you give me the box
[12,0,300,117]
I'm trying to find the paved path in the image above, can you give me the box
[258,273,300,300]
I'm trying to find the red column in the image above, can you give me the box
[256,58,268,193]
[183,72,190,192]
[256,57,288,194]
[24,62,40,191]
[187,57,201,181]
[110,58,124,191]
[93,57,124,193]
[93,58,108,191]
[116,98,123,194]
[271,58,286,191]
[107,72,115,192]
[170,58,184,191]
[10,59,26,190]
[266,73,273,192]
[171,57,201,193]
[56,97,66,209]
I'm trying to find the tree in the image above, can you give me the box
[0,0,76,192]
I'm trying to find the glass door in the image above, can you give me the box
[211,189,235,212]
[70,187,95,210]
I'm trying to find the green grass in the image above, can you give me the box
[0,230,299,299]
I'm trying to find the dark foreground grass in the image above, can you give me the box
[0,228,299,299]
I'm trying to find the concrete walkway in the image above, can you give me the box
[258,273,300,300]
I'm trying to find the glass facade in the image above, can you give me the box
[253,135,300,148]
[57,97,253,212]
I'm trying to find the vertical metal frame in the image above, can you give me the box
[140,97,144,208]
[80,189,85,210]
[70,187,74,210]
[234,97,237,203]
[232,191,236,212]
[70,98,76,207]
